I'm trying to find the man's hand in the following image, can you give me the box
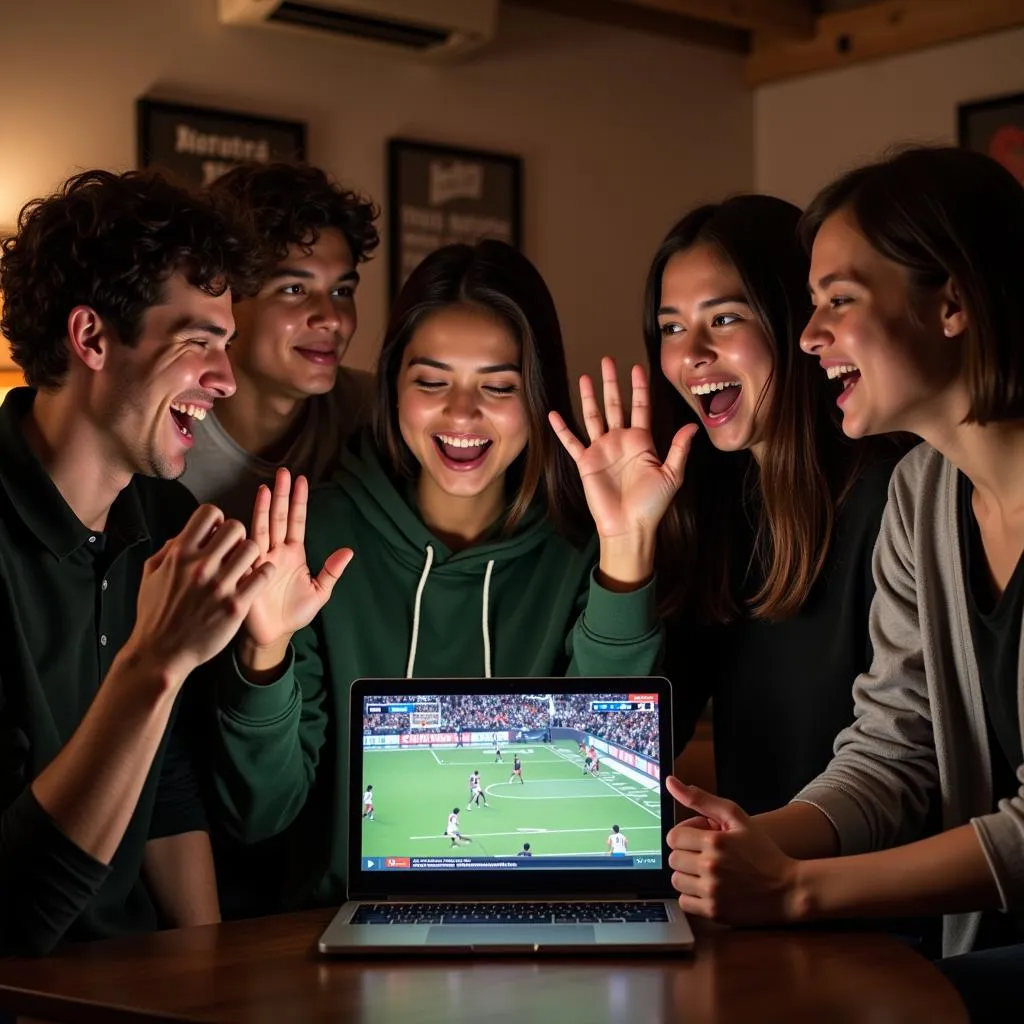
[122,504,275,687]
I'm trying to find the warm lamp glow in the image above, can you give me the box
[0,244,25,400]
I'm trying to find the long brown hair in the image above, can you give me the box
[373,240,590,543]
[645,195,875,623]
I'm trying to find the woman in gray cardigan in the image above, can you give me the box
[664,146,1024,1018]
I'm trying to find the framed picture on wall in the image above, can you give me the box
[387,138,523,301]
[958,91,1024,186]
[137,98,307,189]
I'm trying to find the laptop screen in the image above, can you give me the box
[356,687,667,877]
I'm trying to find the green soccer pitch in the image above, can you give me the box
[360,740,662,859]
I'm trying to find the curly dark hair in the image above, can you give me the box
[205,162,380,272]
[0,168,266,390]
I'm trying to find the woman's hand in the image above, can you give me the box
[239,468,353,676]
[549,357,696,588]
[666,776,805,925]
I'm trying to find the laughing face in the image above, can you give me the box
[657,244,774,457]
[99,272,236,480]
[397,304,528,516]
[229,227,359,400]
[801,208,964,438]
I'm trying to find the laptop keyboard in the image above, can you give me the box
[351,901,669,925]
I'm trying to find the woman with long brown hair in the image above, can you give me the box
[646,195,907,818]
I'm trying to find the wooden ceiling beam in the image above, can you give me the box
[748,0,1024,86]
[504,0,748,52]
[612,0,814,36]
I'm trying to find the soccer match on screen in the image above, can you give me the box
[360,692,663,872]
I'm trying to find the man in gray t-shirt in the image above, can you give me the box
[181,163,380,523]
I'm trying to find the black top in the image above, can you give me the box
[0,388,207,955]
[957,471,1024,948]
[668,456,898,816]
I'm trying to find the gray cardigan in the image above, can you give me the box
[794,443,1024,957]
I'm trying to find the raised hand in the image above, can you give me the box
[549,358,696,542]
[124,504,276,686]
[241,468,354,662]
[665,776,801,925]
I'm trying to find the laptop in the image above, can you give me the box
[318,676,694,954]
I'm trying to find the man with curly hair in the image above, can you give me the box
[0,169,277,955]
[180,162,380,521]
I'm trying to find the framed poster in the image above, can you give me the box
[137,98,307,188]
[958,91,1024,186]
[387,138,523,300]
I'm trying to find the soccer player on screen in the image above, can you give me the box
[607,825,628,856]
[445,808,470,847]
[509,755,524,784]
[362,785,374,821]
[468,770,487,808]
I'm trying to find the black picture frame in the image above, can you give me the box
[137,98,307,189]
[387,138,523,301]
[958,90,1024,187]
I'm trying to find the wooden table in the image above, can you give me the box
[0,909,967,1023]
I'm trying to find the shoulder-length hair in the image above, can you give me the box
[374,239,590,542]
[645,195,871,622]
[799,144,1024,424]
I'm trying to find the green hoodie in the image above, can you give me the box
[212,431,663,908]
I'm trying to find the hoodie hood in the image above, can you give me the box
[334,429,555,575]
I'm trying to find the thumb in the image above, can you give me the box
[666,775,748,829]
[315,547,354,601]
[663,423,698,488]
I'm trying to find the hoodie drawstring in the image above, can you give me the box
[481,559,494,679]
[406,545,434,678]
[405,545,496,679]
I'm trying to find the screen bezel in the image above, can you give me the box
[348,676,674,900]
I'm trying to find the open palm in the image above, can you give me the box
[243,468,353,649]
[549,358,696,539]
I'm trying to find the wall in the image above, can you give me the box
[0,0,752,382]
[755,26,1024,205]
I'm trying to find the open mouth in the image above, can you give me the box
[294,345,339,367]
[169,401,207,442]
[433,433,493,469]
[826,364,862,404]
[690,381,742,423]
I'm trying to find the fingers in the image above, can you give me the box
[285,474,309,546]
[663,423,699,489]
[193,518,248,584]
[548,411,587,463]
[667,849,703,875]
[578,374,605,444]
[629,363,650,433]
[601,357,624,432]
[268,467,292,550]
[235,560,277,606]
[217,537,263,594]
[250,483,271,556]
[177,504,226,554]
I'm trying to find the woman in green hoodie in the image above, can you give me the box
[211,240,695,910]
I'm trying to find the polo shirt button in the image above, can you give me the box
[88,535,96,544]
[101,578,108,591]
[100,634,108,647]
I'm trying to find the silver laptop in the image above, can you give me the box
[318,677,694,954]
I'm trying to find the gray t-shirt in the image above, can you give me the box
[180,366,374,522]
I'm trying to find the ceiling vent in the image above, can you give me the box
[217,0,498,61]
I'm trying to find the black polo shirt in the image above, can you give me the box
[0,388,208,955]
